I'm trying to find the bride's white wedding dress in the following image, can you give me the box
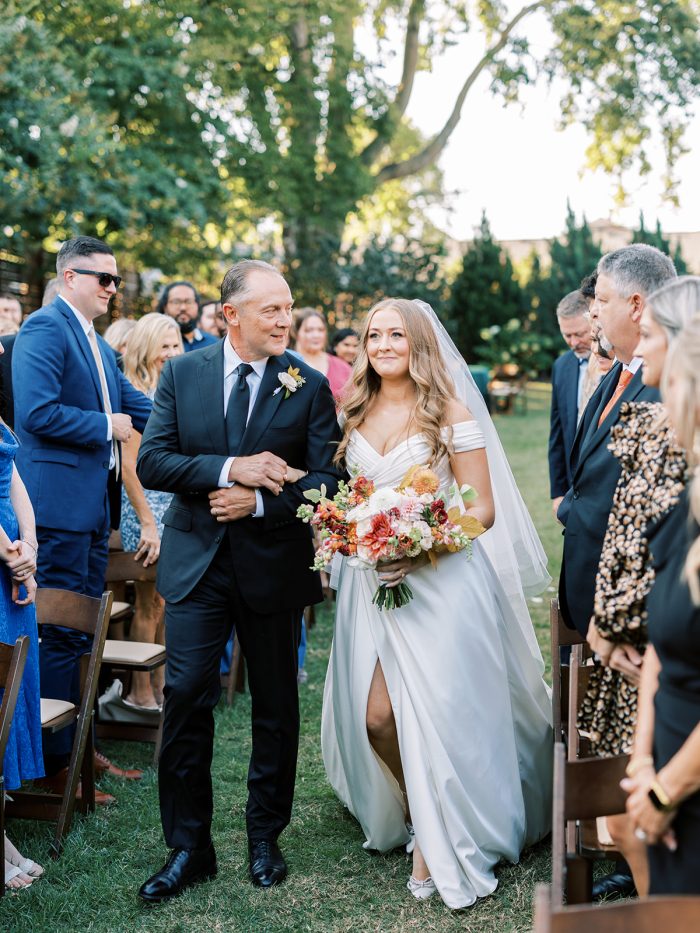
[321,421,553,909]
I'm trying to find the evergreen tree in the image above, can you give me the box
[632,214,688,273]
[531,205,603,339]
[448,213,525,363]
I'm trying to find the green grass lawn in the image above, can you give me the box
[2,386,560,932]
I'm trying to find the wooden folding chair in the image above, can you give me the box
[0,636,30,897]
[550,598,586,745]
[5,589,112,857]
[551,742,629,905]
[221,632,244,707]
[534,883,700,932]
[98,550,166,761]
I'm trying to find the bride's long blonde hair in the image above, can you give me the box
[335,298,456,468]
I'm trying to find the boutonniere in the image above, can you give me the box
[273,365,306,399]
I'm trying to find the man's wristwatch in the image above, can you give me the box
[648,780,675,813]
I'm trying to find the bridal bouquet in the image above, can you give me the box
[297,466,486,610]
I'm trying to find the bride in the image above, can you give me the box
[321,298,553,909]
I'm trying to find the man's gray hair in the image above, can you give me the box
[556,290,589,320]
[220,259,281,306]
[597,243,676,298]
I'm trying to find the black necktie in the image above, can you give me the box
[225,363,253,455]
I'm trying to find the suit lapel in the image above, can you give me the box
[239,354,290,455]
[56,298,105,405]
[576,366,644,468]
[564,352,579,431]
[197,341,227,452]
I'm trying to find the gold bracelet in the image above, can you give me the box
[626,755,654,777]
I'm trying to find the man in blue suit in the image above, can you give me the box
[13,235,152,784]
[548,290,593,519]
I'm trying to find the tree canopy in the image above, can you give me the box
[2,0,699,302]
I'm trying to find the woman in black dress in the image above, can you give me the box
[623,314,700,893]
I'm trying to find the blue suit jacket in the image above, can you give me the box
[13,296,152,533]
[557,362,660,634]
[548,350,580,499]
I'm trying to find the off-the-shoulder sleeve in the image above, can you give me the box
[447,420,486,453]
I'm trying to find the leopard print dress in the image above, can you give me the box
[577,401,687,757]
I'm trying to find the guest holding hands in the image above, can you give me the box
[120,313,183,709]
[0,358,44,889]
[293,309,351,404]
[623,313,700,894]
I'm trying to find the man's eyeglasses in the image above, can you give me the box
[167,297,197,308]
[69,269,122,289]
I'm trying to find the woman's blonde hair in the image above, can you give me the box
[103,318,136,354]
[647,276,700,341]
[661,313,700,603]
[335,298,456,467]
[123,313,183,393]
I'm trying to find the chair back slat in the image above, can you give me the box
[105,551,157,584]
[35,589,103,635]
[0,637,29,765]
[535,883,700,932]
[563,755,629,820]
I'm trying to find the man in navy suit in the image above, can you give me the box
[136,260,343,902]
[548,290,593,518]
[13,235,152,783]
[558,244,676,638]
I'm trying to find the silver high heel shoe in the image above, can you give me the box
[407,875,437,900]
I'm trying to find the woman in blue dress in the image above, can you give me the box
[119,314,183,710]
[0,338,44,889]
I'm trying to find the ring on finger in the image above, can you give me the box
[634,828,647,841]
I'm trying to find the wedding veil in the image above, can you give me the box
[414,300,551,660]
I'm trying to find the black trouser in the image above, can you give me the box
[158,540,302,850]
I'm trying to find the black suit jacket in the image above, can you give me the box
[0,333,16,428]
[548,350,580,498]
[137,343,344,611]
[558,362,660,635]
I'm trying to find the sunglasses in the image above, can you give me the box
[69,269,123,289]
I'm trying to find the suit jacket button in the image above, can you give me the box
[102,461,109,468]
[214,535,221,543]
[573,488,580,499]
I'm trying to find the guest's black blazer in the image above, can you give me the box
[548,349,580,498]
[558,362,660,635]
[0,333,16,428]
[137,343,344,612]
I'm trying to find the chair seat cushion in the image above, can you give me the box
[102,640,166,665]
[110,601,132,619]
[40,697,75,726]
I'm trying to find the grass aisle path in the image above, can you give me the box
[2,387,558,932]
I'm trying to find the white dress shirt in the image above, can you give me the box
[575,354,589,411]
[61,295,114,461]
[218,338,268,517]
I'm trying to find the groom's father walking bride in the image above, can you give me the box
[136,260,342,903]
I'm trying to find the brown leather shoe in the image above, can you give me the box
[94,751,143,780]
[34,768,116,806]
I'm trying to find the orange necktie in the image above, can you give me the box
[598,368,633,427]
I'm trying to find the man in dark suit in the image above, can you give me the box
[549,290,593,518]
[13,235,152,787]
[558,245,676,902]
[136,260,343,903]
[558,244,676,637]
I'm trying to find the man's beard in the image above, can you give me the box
[179,318,197,336]
[594,329,614,360]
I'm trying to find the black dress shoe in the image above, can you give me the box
[592,871,637,902]
[249,839,287,888]
[138,844,217,904]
